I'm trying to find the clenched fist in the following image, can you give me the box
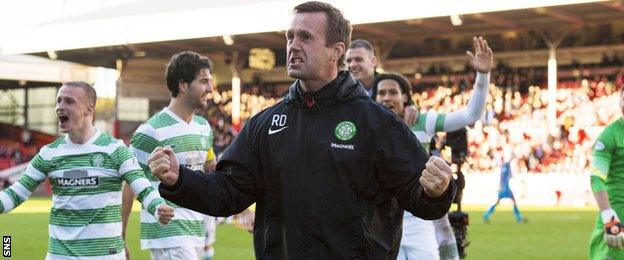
[157,203,175,225]
[419,156,452,198]
[148,146,180,186]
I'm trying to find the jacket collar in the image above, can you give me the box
[285,71,369,109]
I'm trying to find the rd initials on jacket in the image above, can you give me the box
[268,114,288,135]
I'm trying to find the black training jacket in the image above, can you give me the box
[159,71,456,259]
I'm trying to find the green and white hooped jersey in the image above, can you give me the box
[129,108,214,249]
[0,131,165,260]
[410,111,447,153]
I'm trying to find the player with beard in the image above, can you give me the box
[121,51,217,260]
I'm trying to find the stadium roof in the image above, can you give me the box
[0,55,94,89]
[2,0,622,69]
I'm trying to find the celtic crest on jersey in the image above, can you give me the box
[90,153,106,167]
[335,121,357,141]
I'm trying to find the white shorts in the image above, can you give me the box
[204,215,216,258]
[398,212,439,260]
[204,215,216,246]
[150,246,203,260]
[46,251,125,260]
[433,216,459,260]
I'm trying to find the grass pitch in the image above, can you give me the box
[0,199,595,259]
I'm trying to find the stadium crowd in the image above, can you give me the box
[3,66,618,175]
[201,84,287,155]
[0,138,37,170]
[3,2,624,259]
[433,76,621,174]
[202,66,624,174]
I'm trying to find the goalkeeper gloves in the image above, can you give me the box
[602,208,624,248]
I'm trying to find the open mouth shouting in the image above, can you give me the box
[58,113,70,131]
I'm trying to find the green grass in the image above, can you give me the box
[466,208,595,260]
[0,198,254,260]
[0,199,597,259]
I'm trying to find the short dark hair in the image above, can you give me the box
[62,81,96,107]
[372,73,414,107]
[293,1,352,68]
[165,51,213,97]
[349,39,374,55]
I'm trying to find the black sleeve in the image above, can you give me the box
[375,115,456,220]
[159,122,258,217]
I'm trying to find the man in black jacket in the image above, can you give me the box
[149,1,456,259]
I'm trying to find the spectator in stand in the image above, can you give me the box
[203,57,623,176]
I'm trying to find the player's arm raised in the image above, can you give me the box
[439,36,492,132]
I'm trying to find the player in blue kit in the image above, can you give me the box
[483,145,526,223]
